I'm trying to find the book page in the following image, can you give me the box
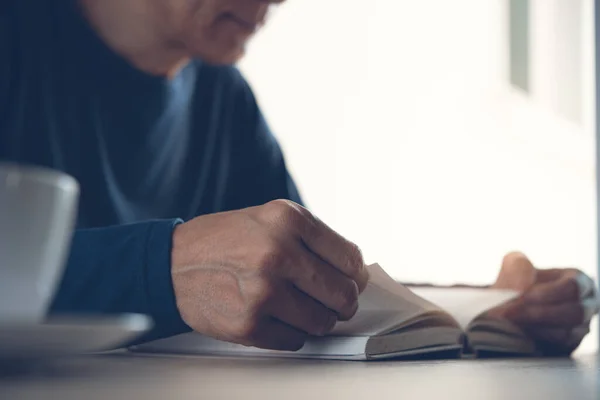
[410,287,518,330]
[331,264,448,336]
[131,264,471,359]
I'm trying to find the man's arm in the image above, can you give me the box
[0,1,14,141]
[48,71,317,346]
[49,220,191,343]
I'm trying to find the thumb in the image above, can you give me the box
[493,252,537,292]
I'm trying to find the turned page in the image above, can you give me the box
[410,287,519,330]
[331,264,445,336]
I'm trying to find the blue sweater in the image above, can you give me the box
[0,0,302,341]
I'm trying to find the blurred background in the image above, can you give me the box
[239,0,597,353]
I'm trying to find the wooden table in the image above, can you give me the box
[1,352,598,400]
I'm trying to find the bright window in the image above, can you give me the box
[239,0,597,352]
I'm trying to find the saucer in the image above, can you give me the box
[0,314,152,359]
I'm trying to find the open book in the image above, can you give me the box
[131,264,537,360]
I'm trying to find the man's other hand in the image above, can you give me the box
[489,252,600,356]
[170,200,369,351]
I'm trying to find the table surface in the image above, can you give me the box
[1,352,598,400]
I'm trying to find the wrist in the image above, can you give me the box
[141,218,191,342]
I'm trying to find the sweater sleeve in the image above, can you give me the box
[49,219,191,342]
[0,1,14,140]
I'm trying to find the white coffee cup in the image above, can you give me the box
[0,163,79,324]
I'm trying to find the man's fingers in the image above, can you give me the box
[524,275,580,304]
[531,269,595,300]
[247,318,308,351]
[525,326,589,356]
[291,204,369,292]
[269,285,338,336]
[575,272,596,299]
[495,252,536,291]
[582,297,600,323]
[535,268,568,283]
[302,227,369,292]
[515,302,585,328]
[288,245,360,321]
[525,271,599,306]
[501,252,535,271]
[260,200,369,292]
[526,327,570,345]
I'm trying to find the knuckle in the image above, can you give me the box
[344,242,364,275]
[305,266,321,288]
[265,199,315,233]
[268,199,293,212]
[266,199,301,224]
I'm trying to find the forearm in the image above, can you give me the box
[49,219,191,343]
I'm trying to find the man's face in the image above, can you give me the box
[162,0,282,65]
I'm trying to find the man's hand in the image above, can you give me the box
[170,200,369,351]
[489,252,599,356]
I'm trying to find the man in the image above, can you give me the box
[0,0,596,355]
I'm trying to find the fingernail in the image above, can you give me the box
[575,273,595,300]
[582,298,598,323]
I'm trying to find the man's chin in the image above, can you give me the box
[191,41,247,66]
